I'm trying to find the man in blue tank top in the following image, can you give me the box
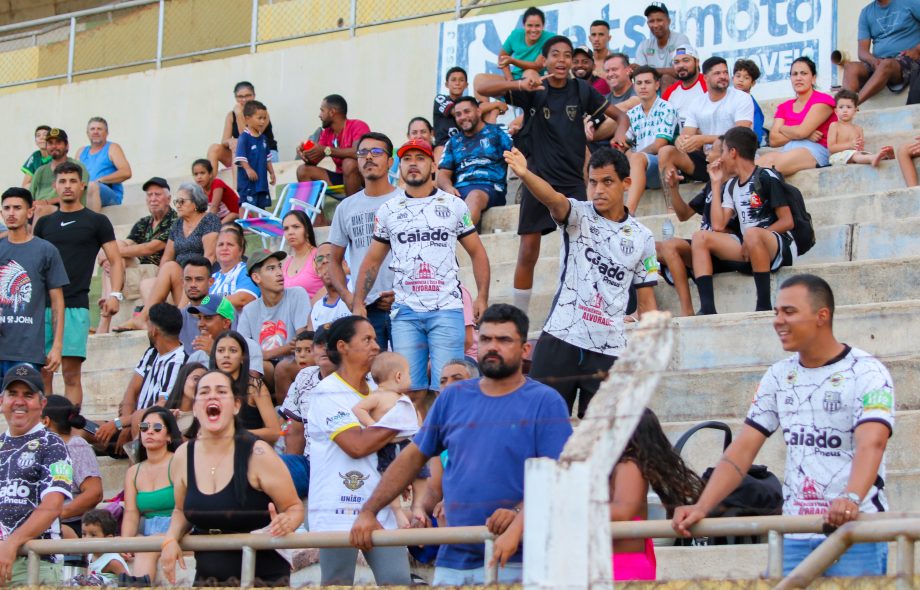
[78,117,133,208]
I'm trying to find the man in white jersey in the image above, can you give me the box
[674,274,893,577]
[661,45,706,127]
[328,132,401,351]
[354,138,490,398]
[504,146,658,418]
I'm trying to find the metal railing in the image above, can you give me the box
[0,0,526,90]
[17,513,919,587]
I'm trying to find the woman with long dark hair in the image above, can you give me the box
[281,210,322,299]
[122,406,183,580]
[42,395,102,537]
[159,369,302,586]
[210,330,280,443]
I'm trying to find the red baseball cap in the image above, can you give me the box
[397,138,434,159]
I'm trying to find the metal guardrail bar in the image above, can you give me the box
[0,0,157,35]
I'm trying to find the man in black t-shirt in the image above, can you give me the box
[475,35,630,314]
[691,127,796,314]
[33,162,123,406]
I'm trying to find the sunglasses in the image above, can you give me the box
[139,422,165,433]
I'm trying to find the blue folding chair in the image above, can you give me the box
[236,181,327,249]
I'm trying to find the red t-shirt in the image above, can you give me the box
[209,177,240,217]
[318,119,372,173]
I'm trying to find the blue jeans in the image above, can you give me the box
[433,563,523,585]
[279,454,310,498]
[644,153,662,190]
[782,537,888,576]
[391,306,464,391]
[97,183,123,207]
[366,303,392,352]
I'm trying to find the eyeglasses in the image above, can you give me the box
[173,198,188,207]
[139,422,165,433]
[356,147,388,159]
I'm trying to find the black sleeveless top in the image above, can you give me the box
[239,401,266,432]
[184,434,289,586]
[231,115,278,151]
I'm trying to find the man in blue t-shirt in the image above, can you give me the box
[437,97,513,226]
[349,304,573,585]
[844,0,920,102]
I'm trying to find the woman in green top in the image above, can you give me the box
[122,407,182,580]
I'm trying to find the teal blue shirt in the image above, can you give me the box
[501,29,555,79]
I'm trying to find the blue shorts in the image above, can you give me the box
[457,183,506,209]
[97,183,123,207]
[782,140,830,167]
[142,515,171,536]
[240,191,271,209]
[433,563,522,585]
[782,537,887,577]
[391,306,464,391]
[643,153,662,190]
[280,454,310,498]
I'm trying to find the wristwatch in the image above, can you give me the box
[839,492,861,505]
[113,418,123,430]
[109,291,124,302]
[323,146,332,157]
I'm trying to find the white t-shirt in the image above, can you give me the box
[372,189,476,312]
[310,289,351,329]
[635,30,692,69]
[745,347,894,538]
[683,87,755,136]
[543,200,659,356]
[134,345,188,410]
[662,77,707,127]
[307,373,411,532]
[280,366,323,457]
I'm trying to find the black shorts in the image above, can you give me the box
[518,182,587,235]
[864,55,915,92]
[685,150,710,182]
[529,331,616,418]
[660,238,752,285]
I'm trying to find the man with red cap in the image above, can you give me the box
[353,138,491,401]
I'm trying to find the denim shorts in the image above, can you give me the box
[97,183,123,207]
[143,515,172,536]
[644,153,662,190]
[457,183,507,209]
[782,537,887,576]
[390,306,464,391]
[433,563,523,585]
[782,140,830,167]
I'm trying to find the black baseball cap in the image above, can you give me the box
[47,128,68,144]
[1,187,33,207]
[573,46,595,60]
[142,177,170,191]
[313,322,333,347]
[2,364,44,395]
[644,2,670,16]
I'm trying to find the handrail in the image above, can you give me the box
[0,0,157,35]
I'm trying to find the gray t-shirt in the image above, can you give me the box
[237,287,311,353]
[635,30,692,69]
[62,436,101,524]
[328,188,399,304]
[0,237,69,364]
[180,305,200,356]
[608,85,637,106]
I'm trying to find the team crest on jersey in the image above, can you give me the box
[435,205,451,218]
[829,373,845,387]
[16,451,35,469]
[543,107,551,119]
[620,238,634,255]
[823,390,842,413]
[750,193,763,208]
[26,439,39,451]
[480,138,490,150]
[621,225,632,237]
[566,105,579,121]
[340,470,369,491]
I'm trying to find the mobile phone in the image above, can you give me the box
[82,420,99,435]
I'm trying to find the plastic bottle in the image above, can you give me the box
[662,217,675,240]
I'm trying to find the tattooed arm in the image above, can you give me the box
[352,240,391,317]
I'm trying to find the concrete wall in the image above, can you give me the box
[0,0,866,187]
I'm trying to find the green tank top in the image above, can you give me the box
[134,458,175,518]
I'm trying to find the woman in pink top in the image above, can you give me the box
[757,56,837,176]
[282,210,323,299]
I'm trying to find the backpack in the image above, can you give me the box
[512,78,601,157]
[728,166,816,256]
[673,421,783,545]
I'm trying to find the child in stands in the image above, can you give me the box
[828,90,894,167]
[234,100,276,209]
[192,158,239,223]
[80,509,130,585]
[732,59,765,145]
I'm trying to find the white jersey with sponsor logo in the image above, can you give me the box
[745,346,894,539]
[372,189,476,312]
[543,200,659,356]
[307,373,400,532]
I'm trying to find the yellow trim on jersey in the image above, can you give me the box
[333,373,368,398]
[330,422,360,441]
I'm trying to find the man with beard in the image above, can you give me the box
[353,138,490,400]
[505,146,659,418]
[572,46,610,95]
[636,2,691,88]
[327,132,400,351]
[29,128,102,220]
[350,304,572,585]
[659,56,754,184]
[437,97,513,225]
[296,94,370,196]
[662,45,707,127]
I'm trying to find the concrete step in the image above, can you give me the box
[99,456,130,498]
[653,354,920,422]
[669,300,920,371]
[53,367,137,420]
[81,332,149,372]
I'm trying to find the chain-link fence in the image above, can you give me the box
[0,0,524,89]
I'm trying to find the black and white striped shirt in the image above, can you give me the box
[134,345,188,410]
